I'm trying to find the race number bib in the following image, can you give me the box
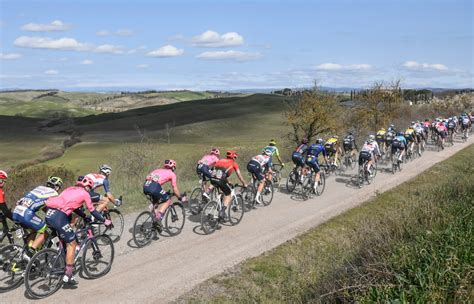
[13,205,28,217]
[17,197,34,208]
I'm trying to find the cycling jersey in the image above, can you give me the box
[307,144,327,158]
[198,154,219,167]
[414,124,423,134]
[16,186,58,212]
[214,159,239,179]
[461,116,470,126]
[0,188,4,204]
[294,143,308,154]
[264,145,280,157]
[376,130,386,141]
[447,120,456,129]
[251,154,271,167]
[361,141,381,156]
[46,186,96,216]
[343,135,357,152]
[325,138,338,154]
[146,168,177,188]
[84,173,110,193]
[247,154,270,181]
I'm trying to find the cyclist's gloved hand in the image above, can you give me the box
[114,198,122,207]
[84,216,93,224]
[179,196,188,203]
[104,219,112,227]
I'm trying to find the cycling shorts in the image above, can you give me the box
[196,164,213,181]
[305,155,321,173]
[89,191,102,203]
[391,141,405,154]
[210,178,232,196]
[292,152,305,167]
[343,142,353,153]
[12,205,46,232]
[358,151,372,166]
[143,181,170,204]
[247,160,264,181]
[325,145,336,155]
[45,209,75,243]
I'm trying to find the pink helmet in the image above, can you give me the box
[164,159,177,170]
[78,176,94,189]
[210,148,220,156]
[0,170,7,180]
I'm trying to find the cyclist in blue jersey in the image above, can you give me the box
[291,138,309,180]
[263,139,285,170]
[305,139,329,190]
[391,132,407,162]
[12,176,63,258]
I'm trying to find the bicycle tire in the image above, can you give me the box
[357,166,364,188]
[189,187,204,215]
[99,209,124,243]
[0,244,24,292]
[24,248,64,299]
[132,211,155,248]
[82,234,114,279]
[286,170,297,193]
[228,194,244,226]
[164,202,185,236]
[315,172,326,196]
[200,201,219,235]
[261,180,274,206]
[301,175,313,201]
[241,186,256,212]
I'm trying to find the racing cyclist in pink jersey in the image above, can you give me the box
[84,164,121,213]
[196,148,220,200]
[45,176,112,285]
[143,159,186,226]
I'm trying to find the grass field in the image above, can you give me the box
[181,144,474,303]
[0,99,97,118]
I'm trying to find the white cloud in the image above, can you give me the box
[128,45,147,54]
[196,50,262,61]
[192,30,244,47]
[147,45,184,57]
[81,59,93,65]
[95,44,124,54]
[136,64,149,68]
[402,61,448,71]
[44,70,58,75]
[0,53,22,60]
[116,29,134,36]
[14,36,91,51]
[21,20,70,32]
[96,30,110,37]
[315,63,372,71]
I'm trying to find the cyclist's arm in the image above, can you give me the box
[83,194,105,222]
[170,174,181,199]
[235,169,247,187]
[102,179,116,203]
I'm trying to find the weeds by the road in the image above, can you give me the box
[181,144,474,303]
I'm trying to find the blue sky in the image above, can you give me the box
[0,0,472,90]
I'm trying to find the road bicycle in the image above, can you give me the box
[270,164,283,187]
[341,151,357,171]
[357,157,377,188]
[0,211,19,246]
[242,173,274,211]
[24,221,114,298]
[286,166,304,193]
[301,167,326,201]
[200,184,244,235]
[325,155,342,176]
[132,192,186,248]
[189,180,218,216]
[391,149,404,174]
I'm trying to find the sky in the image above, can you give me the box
[0,0,473,91]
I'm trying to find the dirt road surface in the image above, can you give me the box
[3,137,472,303]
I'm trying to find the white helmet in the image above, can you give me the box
[99,164,112,176]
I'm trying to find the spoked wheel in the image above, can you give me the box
[315,172,326,196]
[301,175,313,201]
[357,166,364,188]
[25,248,64,299]
[286,170,297,193]
[99,209,124,243]
[0,244,24,292]
[261,180,274,206]
[367,164,375,184]
[189,187,204,215]
[82,234,114,279]
[132,211,156,248]
[200,201,219,235]
[241,186,256,212]
[228,195,244,226]
[350,154,357,170]
[164,203,185,236]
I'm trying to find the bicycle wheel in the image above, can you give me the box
[132,211,155,248]
[315,172,326,196]
[164,202,185,236]
[99,209,124,243]
[200,201,219,235]
[334,158,342,175]
[301,175,313,201]
[286,170,297,193]
[81,234,114,279]
[228,195,244,226]
[357,166,364,188]
[241,186,256,212]
[25,248,64,299]
[189,187,204,215]
[261,180,274,206]
[0,244,24,291]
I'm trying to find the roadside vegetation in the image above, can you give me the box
[180,144,473,303]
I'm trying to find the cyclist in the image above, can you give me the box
[0,170,12,220]
[143,159,186,224]
[460,113,471,138]
[45,176,111,285]
[196,148,220,199]
[291,138,309,181]
[435,119,448,148]
[12,176,63,259]
[263,139,285,170]
[210,150,247,221]
[404,123,417,156]
[376,128,387,155]
[385,126,396,147]
[391,132,407,162]
[84,164,120,213]
[413,121,425,155]
[359,135,381,175]
[247,149,272,205]
[422,119,431,140]
[342,132,358,159]
[324,135,342,168]
[447,117,457,141]
[305,139,329,191]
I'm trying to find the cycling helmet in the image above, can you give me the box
[347,131,353,136]
[315,138,324,144]
[99,164,112,176]
[262,148,272,156]
[368,135,375,142]
[210,148,220,156]
[78,175,94,189]
[46,176,63,190]
[301,138,308,144]
[0,170,7,180]
[333,135,339,139]
[164,159,177,170]
[226,150,238,159]
[269,139,277,146]
[411,121,415,125]
[379,127,386,131]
